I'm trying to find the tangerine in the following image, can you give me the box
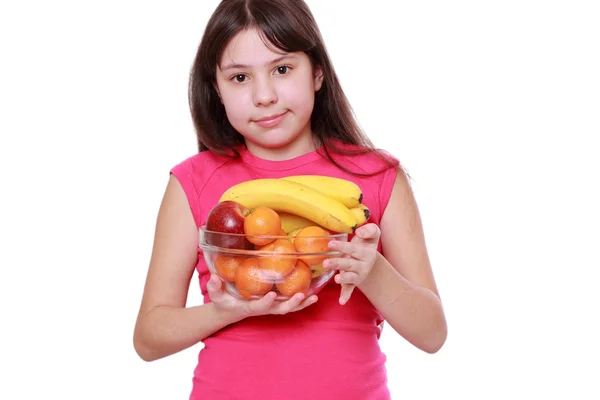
[244,207,281,246]
[257,238,297,280]
[293,225,331,265]
[276,260,312,297]
[213,254,244,282]
[234,258,273,299]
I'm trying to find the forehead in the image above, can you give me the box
[219,28,287,68]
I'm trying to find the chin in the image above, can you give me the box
[247,132,299,149]
[263,138,297,148]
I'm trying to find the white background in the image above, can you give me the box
[1,0,599,398]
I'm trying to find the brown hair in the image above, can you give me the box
[188,0,401,177]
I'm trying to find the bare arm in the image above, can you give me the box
[133,175,242,362]
[133,173,324,361]
[358,170,448,354]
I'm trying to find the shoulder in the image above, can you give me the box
[170,150,231,177]
[169,149,241,194]
[317,140,403,224]
[322,140,401,177]
[168,150,236,227]
[323,140,402,200]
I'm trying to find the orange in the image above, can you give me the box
[213,254,244,282]
[257,238,297,280]
[244,207,281,246]
[293,225,331,265]
[234,258,273,299]
[276,260,312,297]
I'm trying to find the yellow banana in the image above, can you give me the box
[349,204,371,227]
[310,263,326,278]
[279,212,315,234]
[219,178,357,233]
[279,175,363,208]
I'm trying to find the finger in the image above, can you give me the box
[323,257,358,272]
[272,292,306,314]
[334,271,360,286]
[339,284,355,305]
[291,294,319,312]
[206,274,224,298]
[247,291,278,313]
[328,240,364,259]
[354,223,381,242]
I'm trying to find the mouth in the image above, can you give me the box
[253,111,288,128]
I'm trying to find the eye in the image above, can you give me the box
[274,65,290,75]
[231,74,247,83]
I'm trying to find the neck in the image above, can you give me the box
[244,129,319,161]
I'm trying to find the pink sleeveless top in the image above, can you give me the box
[170,141,398,400]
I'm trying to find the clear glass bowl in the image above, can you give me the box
[199,225,348,301]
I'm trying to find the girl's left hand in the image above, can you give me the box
[323,223,381,305]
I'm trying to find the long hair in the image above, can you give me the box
[188,0,400,176]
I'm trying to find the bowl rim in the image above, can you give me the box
[199,225,348,239]
[198,225,348,257]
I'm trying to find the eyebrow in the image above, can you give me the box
[219,54,297,71]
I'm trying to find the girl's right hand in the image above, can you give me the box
[206,274,318,320]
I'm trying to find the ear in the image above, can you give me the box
[313,65,324,92]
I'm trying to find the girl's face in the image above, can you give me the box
[215,28,323,158]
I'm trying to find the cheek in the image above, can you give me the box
[280,81,315,116]
[221,93,250,123]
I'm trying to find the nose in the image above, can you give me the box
[252,77,278,107]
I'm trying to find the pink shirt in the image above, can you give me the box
[170,142,398,399]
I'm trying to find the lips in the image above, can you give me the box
[253,111,288,128]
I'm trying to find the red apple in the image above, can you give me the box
[205,201,253,249]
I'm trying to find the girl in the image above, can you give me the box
[133,0,447,398]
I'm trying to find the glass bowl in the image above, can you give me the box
[199,225,348,301]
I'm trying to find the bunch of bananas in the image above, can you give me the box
[218,175,371,234]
